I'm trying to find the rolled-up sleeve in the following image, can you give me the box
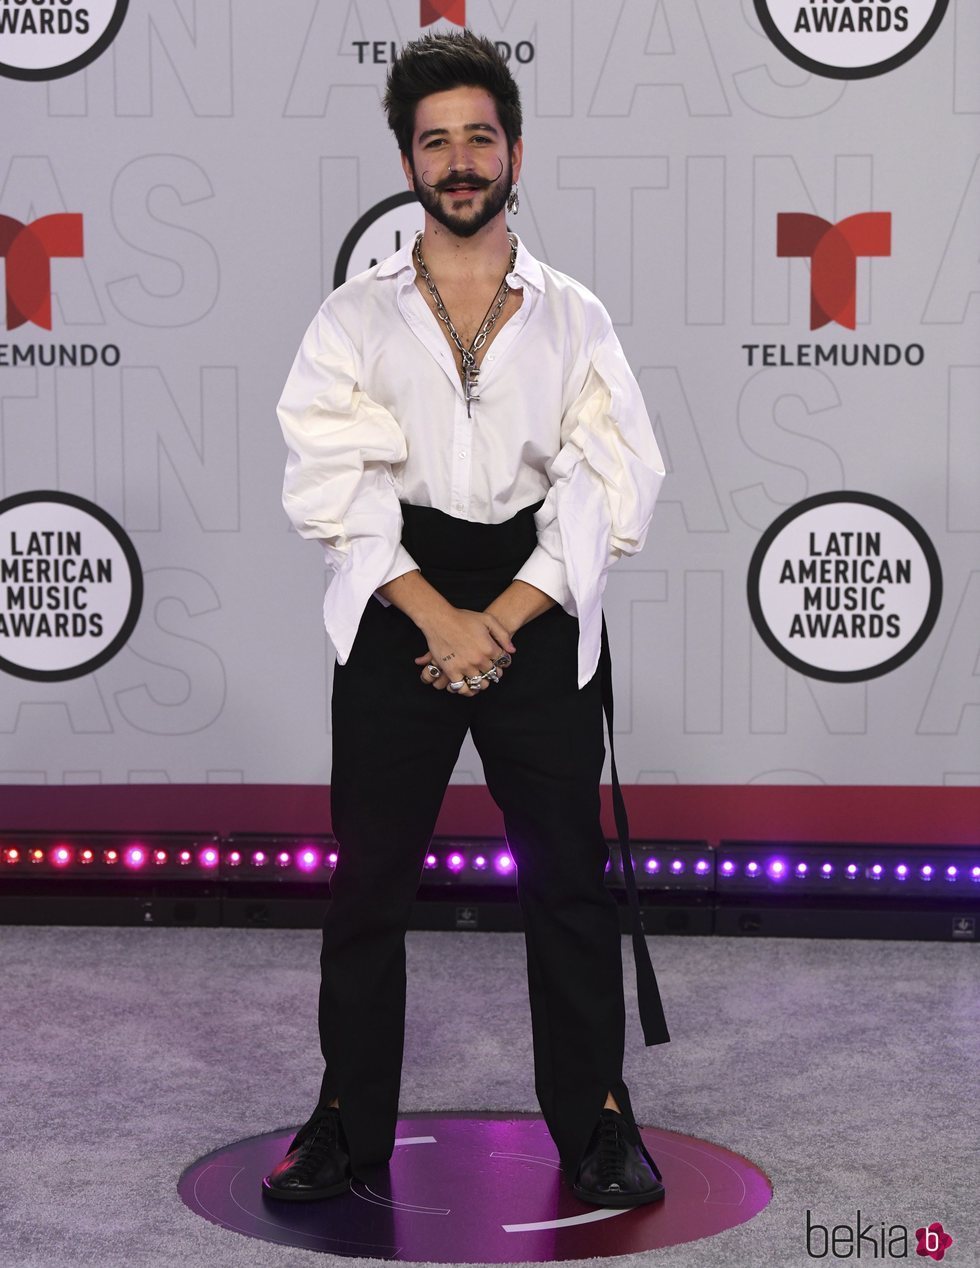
[513,321,665,621]
[278,302,418,660]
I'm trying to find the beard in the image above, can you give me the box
[411,155,512,239]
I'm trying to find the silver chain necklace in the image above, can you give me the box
[414,231,518,416]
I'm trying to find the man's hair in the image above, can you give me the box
[383,30,523,157]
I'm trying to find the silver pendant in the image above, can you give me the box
[462,353,480,416]
[414,233,516,419]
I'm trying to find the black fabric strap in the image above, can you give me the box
[599,617,671,1047]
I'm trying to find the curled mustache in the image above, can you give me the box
[420,156,504,192]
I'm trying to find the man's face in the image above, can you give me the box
[402,85,522,239]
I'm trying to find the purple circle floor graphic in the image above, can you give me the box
[177,1112,772,1262]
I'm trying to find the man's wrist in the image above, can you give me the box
[378,569,454,631]
[485,580,555,635]
[484,603,518,639]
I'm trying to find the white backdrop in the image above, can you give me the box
[0,0,977,806]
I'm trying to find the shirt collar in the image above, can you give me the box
[376,231,545,293]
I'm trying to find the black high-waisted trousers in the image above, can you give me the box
[315,501,644,1175]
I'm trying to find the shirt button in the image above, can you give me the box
[458,451,466,458]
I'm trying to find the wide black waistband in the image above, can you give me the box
[399,500,544,574]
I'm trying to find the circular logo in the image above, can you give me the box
[0,490,143,681]
[334,191,424,288]
[180,1112,773,1260]
[0,0,129,82]
[753,0,949,80]
[747,492,942,683]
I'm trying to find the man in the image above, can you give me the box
[264,29,670,1208]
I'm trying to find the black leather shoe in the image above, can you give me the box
[572,1109,665,1208]
[261,1107,351,1201]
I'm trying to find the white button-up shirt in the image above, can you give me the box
[278,233,665,687]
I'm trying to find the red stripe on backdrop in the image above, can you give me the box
[0,785,977,845]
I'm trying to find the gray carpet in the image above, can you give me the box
[0,924,976,1268]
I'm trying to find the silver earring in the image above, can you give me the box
[506,183,519,215]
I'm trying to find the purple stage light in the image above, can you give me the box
[796,862,808,875]
[276,851,290,867]
[720,860,735,875]
[424,853,438,869]
[327,851,338,866]
[201,848,219,869]
[125,846,146,869]
[154,849,167,864]
[671,859,684,873]
[821,863,833,876]
[495,852,514,875]
[972,867,980,880]
[746,861,759,875]
[228,851,241,866]
[921,865,933,878]
[298,849,318,872]
[52,846,71,867]
[80,849,93,864]
[768,859,786,877]
[896,864,908,878]
[871,864,883,877]
[846,864,858,877]
[252,851,267,866]
[179,849,192,865]
[447,852,465,873]
[695,859,709,874]
[945,865,957,879]
[644,857,660,874]
[473,855,487,870]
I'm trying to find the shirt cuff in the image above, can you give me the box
[513,546,574,610]
[372,544,419,608]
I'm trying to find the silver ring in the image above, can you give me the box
[426,664,441,678]
[485,668,500,683]
[493,654,511,667]
[449,679,466,692]
[467,676,484,689]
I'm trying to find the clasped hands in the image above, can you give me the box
[413,607,516,698]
